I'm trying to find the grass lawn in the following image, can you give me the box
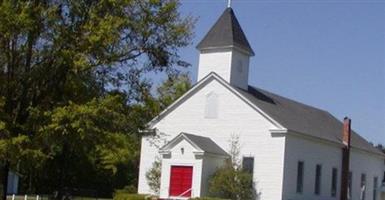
[6,195,112,200]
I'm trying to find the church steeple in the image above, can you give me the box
[197,8,254,56]
[196,8,254,90]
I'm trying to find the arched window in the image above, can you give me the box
[205,92,218,119]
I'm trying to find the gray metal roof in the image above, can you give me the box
[196,8,255,56]
[181,133,229,156]
[233,86,383,155]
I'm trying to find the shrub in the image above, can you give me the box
[145,158,161,194]
[208,135,254,200]
[208,163,253,200]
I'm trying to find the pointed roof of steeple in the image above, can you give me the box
[197,8,255,56]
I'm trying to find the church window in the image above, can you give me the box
[331,168,338,197]
[205,92,218,119]
[314,164,322,195]
[373,177,378,200]
[242,157,254,175]
[361,173,367,200]
[296,161,304,194]
[382,171,385,185]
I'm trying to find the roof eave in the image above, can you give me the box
[159,133,204,152]
[196,44,255,56]
[286,129,385,158]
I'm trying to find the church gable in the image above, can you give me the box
[148,73,283,133]
[144,73,288,199]
[161,134,200,160]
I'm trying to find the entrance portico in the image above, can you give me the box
[158,133,228,199]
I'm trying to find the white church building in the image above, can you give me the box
[138,7,385,200]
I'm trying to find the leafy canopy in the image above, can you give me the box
[0,0,194,196]
[39,95,136,173]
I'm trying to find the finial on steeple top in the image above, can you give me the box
[227,0,232,8]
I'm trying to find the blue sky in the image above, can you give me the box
[173,0,385,144]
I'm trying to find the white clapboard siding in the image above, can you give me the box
[138,78,286,200]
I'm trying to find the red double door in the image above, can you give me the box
[169,166,193,197]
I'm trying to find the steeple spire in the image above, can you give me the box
[227,0,232,8]
[196,7,254,89]
[196,8,254,56]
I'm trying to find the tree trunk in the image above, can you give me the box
[2,162,9,200]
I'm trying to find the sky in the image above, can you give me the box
[172,0,385,144]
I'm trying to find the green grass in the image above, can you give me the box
[6,195,112,200]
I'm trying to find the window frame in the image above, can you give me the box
[361,173,367,200]
[373,176,378,200]
[314,164,322,195]
[242,156,254,175]
[331,167,338,197]
[204,92,219,119]
[382,171,385,185]
[296,161,305,194]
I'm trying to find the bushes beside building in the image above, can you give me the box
[208,161,254,200]
[208,135,254,200]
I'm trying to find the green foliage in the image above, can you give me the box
[113,190,149,200]
[116,185,138,194]
[145,158,161,194]
[208,136,254,200]
[40,95,136,173]
[114,193,147,200]
[209,163,253,200]
[0,0,194,196]
[17,95,142,195]
[0,135,45,166]
[0,97,4,131]
[157,73,192,109]
[0,97,46,168]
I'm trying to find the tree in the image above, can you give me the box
[145,158,162,194]
[156,73,192,109]
[0,0,194,198]
[34,73,190,196]
[208,135,254,200]
[30,95,138,195]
